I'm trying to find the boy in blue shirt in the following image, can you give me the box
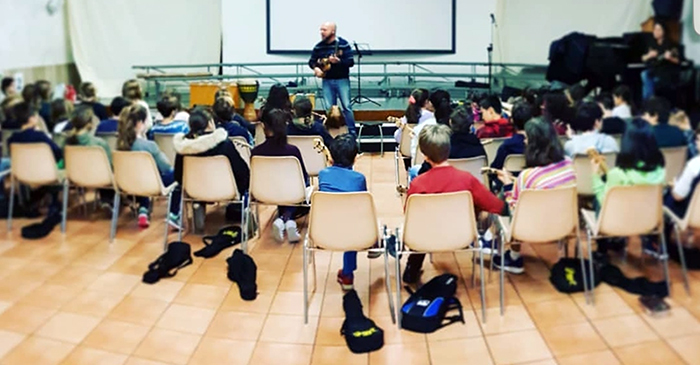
[319,133,375,290]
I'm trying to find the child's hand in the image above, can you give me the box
[496,168,513,185]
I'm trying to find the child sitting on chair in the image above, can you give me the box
[318,133,376,290]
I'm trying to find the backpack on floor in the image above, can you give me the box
[400,273,465,333]
[340,289,384,353]
[549,258,601,293]
[142,241,193,284]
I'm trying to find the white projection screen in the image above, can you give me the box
[266,0,455,53]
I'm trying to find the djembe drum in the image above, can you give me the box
[238,79,259,121]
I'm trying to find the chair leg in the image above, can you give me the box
[383,239,396,324]
[61,180,69,233]
[395,247,403,329]
[178,193,185,242]
[7,176,14,230]
[659,231,672,298]
[587,233,596,305]
[471,251,476,288]
[479,248,486,323]
[577,235,590,305]
[674,225,691,295]
[303,237,309,324]
[110,193,120,243]
[241,200,248,254]
[499,235,505,316]
[164,192,173,252]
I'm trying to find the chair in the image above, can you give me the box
[153,133,177,165]
[572,153,617,196]
[96,133,118,154]
[580,184,671,303]
[288,135,329,178]
[179,155,249,251]
[495,186,584,312]
[7,143,65,232]
[662,187,697,295]
[64,146,120,241]
[112,151,178,249]
[661,146,688,184]
[503,154,526,173]
[393,123,416,192]
[229,136,252,166]
[303,191,394,324]
[448,156,488,186]
[482,137,508,166]
[393,191,488,324]
[253,122,266,146]
[1,129,19,158]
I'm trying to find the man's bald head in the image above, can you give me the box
[319,22,337,42]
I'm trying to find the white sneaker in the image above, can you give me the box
[272,218,285,242]
[286,220,301,243]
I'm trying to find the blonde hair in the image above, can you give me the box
[117,104,147,150]
[122,79,143,101]
[418,124,452,163]
[66,106,95,145]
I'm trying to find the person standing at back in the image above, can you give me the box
[309,22,356,136]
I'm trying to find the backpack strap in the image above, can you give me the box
[439,297,466,329]
[404,286,415,295]
[161,257,194,278]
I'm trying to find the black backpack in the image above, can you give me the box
[194,225,242,258]
[340,289,384,353]
[142,241,193,284]
[400,274,465,333]
[227,249,257,301]
[549,258,601,293]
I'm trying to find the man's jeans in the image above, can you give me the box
[322,78,357,136]
[641,69,656,101]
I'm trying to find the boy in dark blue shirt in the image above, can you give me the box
[96,97,130,134]
[491,102,531,170]
[318,133,371,290]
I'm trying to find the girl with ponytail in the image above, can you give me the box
[392,88,435,162]
[288,95,334,148]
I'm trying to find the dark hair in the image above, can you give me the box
[293,95,313,125]
[567,84,586,105]
[653,19,668,40]
[187,108,213,139]
[110,97,130,117]
[429,89,452,125]
[329,133,359,167]
[265,84,291,112]
[35,80,52,101]
[325,105,345,129]
[594,92,614,111]
[212,97,234,124]
[156,95,179,119]
[543,92,573,124]
[612,85,634,108]
[117,104,147,150]
[573,102,603,132]
[66,106,95,145]
[122,79,143,100]
[448,106,473,133]
[479,94,502,114]
[617,118,664,171]
[79,82,97,99]
[511,102,533,131]
[12,102,36,126]
[262,108,290,146]
[643,96,671,124]
[21,84,37,105]
[50,99,73,126]
[1,77,13,94]
[405,88,430,124]
[524,117,565,168]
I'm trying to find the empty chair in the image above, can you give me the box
[1,129,19,159]
[303,191,394,324]
[153,133,177,165]
[448,156,488,186]
[503,154,526,173]
[662,186,698,295]
[661,146,688,184]
[573,153,617,196]
[393,191,488,324]
[63,146,119,241]
[112,151,178,248]
[288,135,329,178]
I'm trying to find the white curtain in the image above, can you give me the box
[67,0,221,98]
[494,0,653,65]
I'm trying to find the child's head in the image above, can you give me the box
[573,101,603,132]
[21,84,37,105]
[156,94,179,119]
[212,97,234,124]
[121,79,143,101]
[214,87,233,103]
[594,92,614,116]
[50,99,74,125]
[187,108,215,139]
[110,97,130,118]
[448,106,474,134]
[35,80,52,102]
[405,88,430,124]
[265,83,291,111]
[329,133,359,168]
[79,82,97,101]
[13,102,39,128]
[293,95,313,122]
[618,118,664,172]
[117,104,148,150]
[511,102,533,131]
[479,94,503,122]
[70,105,95,132]
[524,117,565,168]
[262,108,290,146]
[325,105,345,129]
[418,124,452,165]
[1,77,15,97]
[429,89,452,125]
[612,85,632,107]
[642,96,670,126]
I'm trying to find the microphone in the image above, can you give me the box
[490,13,496,25]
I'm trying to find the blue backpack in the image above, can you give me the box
[400,274,465,333]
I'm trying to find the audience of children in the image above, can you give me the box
[212,97,254,145]
[564,101,619,156]
[149,94,190,137]
[288,95,334,148]
[475,94,513,139]
[393,88,435,164]
[612,85,634,119]
[594,93,627,135]
[78,82,109,121]
[50,99,74,134]
[491,102,530,170]
[643,96,686,148]
[122,79,153,133]
[96,97,130,134]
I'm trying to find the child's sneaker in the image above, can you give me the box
[492,250,524,274]
[367,242,383,259]
[336,269,354,290]
[286,220,301,243]
[271,218,285,242]
[138,207,150,228]
[167,213,182,231]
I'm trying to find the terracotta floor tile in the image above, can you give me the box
[82,319,151,355]
[557,350,621,365]
[0,300,11,315]
[591,314,660,348]
[513,278,568,304]
[62,290,125,318]
[668,334,700,365]
[219,288,274,314]
[171,283,229,309]
[0,330,25,359]
[129,280,184,302]
[613,340,685,365]
[428,337,493,365]
[0,277,42,302]
[133,328,201,365]
[485,330,553,365]
[87,272,141,295]
[269,290,323,316]
[249,342,313,365]
[205,311,266,341]
[108,296,170,326]
[155,304,215,335]
[17,283,81,310]
[259,314,319,345]
[368,342,430,365]
[526,298,587,328]
[312,345,369,365]
[315,316,346,346]
[426,310,482,342]
[573,291,635,319]
[0,336,75,365]
[35,311,101,344]
[124,357,169,365]
[539,323,608,357]
[45,264,103,289]
[59,346,128,365]
[372,316,425,344]
[321,291,370,318]
[0,304,57,334]
[186,265,233,287]
[478,305,536,335]
[189,337,255,365]
[641,306,700,339]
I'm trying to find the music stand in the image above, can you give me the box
[351,42,380,106]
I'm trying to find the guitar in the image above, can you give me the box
[313,138,332,167]
[387,116,415,136]
[586,147,608,175]
[316,40,342,78]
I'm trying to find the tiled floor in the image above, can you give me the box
[1,154,700,364]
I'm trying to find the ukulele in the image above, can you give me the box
[313,138,332,167]
[387,116,415,136]
[586,147,608,175]
[316,40,342,78]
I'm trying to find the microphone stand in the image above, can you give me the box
[488,13,496,93]
[351,42,380,106]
